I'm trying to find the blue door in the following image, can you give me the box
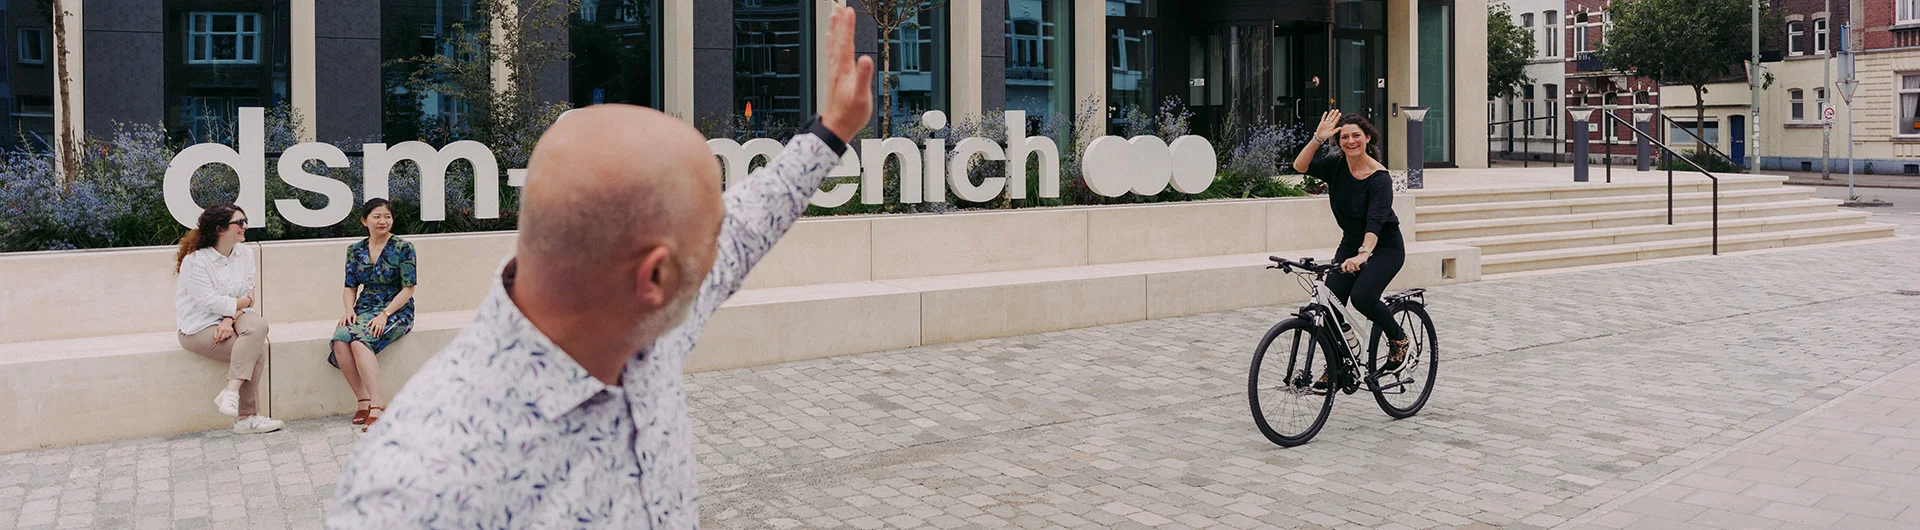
[1729,115,1747,168]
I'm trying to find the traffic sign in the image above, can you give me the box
[1823,105,1836,122]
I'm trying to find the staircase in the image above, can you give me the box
[1412,175,1896,275]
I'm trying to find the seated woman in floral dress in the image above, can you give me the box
[330,198,417,432]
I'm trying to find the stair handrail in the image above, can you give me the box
[1601,111,1719,255]
[1485,116,1561,168]
[1656,114,1740,169]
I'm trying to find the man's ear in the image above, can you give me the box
[634,246,671,308]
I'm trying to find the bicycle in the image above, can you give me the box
[1247,255,1438,447]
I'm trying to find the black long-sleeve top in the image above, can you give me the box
[1307,155,1404,251]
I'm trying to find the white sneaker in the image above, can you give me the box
[214,389,240,417]
[232,415,285,435]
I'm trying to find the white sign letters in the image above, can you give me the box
[163,108,1219,229]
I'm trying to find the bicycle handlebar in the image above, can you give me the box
[1268,256,1342,274]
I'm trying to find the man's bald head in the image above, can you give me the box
[519,104,722,274]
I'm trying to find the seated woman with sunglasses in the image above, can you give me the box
[173,203,284,434]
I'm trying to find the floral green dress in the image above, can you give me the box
[330,237,417,368]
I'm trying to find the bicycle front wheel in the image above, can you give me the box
[1367,303,1438,419]
[1249,318,1337,447]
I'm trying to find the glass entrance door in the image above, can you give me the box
[1333,34,1386,135]
[1273,24,1328,131]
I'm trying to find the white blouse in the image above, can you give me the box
[174,245,258,335]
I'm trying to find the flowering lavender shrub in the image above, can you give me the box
[1,102,567,253]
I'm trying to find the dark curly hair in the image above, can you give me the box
[1335,113,1383,161]
[174,204,244,273]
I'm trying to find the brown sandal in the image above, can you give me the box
[351,399,372,425]
[362,406,384,432]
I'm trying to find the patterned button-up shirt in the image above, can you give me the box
[327,125,845,529]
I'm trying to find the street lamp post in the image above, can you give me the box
[1568,106,1596,182]
[1838,51,1858,201]
[1634,104,1655,172]
[1402,106,1430,189]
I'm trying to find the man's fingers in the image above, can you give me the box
[854,56,875,98]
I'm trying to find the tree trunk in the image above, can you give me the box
[52,0,78,180]
[1693,84,1708,159]
[879,26,893,137]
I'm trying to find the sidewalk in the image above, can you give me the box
[1776,170,1920,190]
[1559,356,1920,530]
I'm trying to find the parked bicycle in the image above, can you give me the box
[1248,256,1438,447]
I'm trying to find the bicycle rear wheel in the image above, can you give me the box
[1249,318,1337,447]
[1367,303,1437,419]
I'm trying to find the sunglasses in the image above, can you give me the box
[227,218,250,228]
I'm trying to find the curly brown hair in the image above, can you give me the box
[174,204,244,273]
[1336,113,1383,161]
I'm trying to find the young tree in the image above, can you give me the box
[1599,0,1782,147]
[390,0,577,148]
[855,0,948,136]
[1486,4,1536,100]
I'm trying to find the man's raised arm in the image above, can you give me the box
[694,5,875,316]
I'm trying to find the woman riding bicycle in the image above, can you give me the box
[1290,110,1411,384]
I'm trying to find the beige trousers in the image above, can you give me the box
[177,312,270,417]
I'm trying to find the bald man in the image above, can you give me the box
[327,7,875,529]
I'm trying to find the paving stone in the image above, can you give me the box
[2,238,1919,529]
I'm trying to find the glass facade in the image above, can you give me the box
[381,0,482,143]
[1005,0,1070,130]
[734,0,812,135]
[164,0,291,144]
[571,0,662,110]
[884,3,948,133]
[1106,0,1156,133]
[4,1,57,151]
[1418,1,1452,164]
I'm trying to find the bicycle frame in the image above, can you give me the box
[1294,270,1372,387]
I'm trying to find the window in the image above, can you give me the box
[1521,13,1534,58]
[1006,0,1071,130]
[1523,84,1535,136]
[1788,21,1804,56]
[1668,120,1720,145]
[1902,0,1920,24]
[731,0,809,135]
[886,2,949,132]
[1544,11,1558,57]
[186,12,262,64]
[572,0,664,112]
[18,28,45,64]
[1815,18,1829,55]
[1108,0,1157,134]
[179,96,260,143]
[1790,89,1805,121]
[1546,84,1558,136]
[1574,13,1589,54]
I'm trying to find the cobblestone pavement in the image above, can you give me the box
[3,237,1917,530]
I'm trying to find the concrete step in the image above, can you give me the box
[1416,187,1813,223]
[1453,210,1876,255]
[1409,174,1788,206]
[1481,223,1897,274]
[1418,198,1846,241]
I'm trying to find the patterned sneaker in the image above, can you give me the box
[232,415,285,435]
[1379,339,1411,372]
[214,389,240,417]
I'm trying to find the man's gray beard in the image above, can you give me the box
[629,255,704,349]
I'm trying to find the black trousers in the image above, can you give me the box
[1328,245,1407,342]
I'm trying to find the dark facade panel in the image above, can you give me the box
[317,2,379,142]
[982,0,1005,113]
[84,30,165,135]
[1188,0,1332,24]
[316,37,380,142]
[692,1,733,122]
[84,0,162,32]
[316,0,378,39]
[693,47,733,121]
